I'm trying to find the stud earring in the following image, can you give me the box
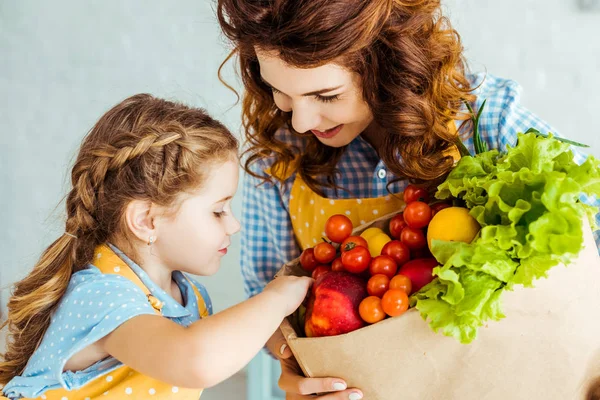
[148,236,156,246]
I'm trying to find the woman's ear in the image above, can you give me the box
[124,200,156,244]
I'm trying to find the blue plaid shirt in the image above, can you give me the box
[240,73,600,297]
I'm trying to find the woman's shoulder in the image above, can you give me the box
[466,72,524,105]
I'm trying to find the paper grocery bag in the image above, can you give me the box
[278,213,600,400]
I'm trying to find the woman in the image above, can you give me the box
[216,0,599,398]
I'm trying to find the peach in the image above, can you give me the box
[305,271,368,337]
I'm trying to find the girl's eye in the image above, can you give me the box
[315,94,340,103]
[214,211,227,218]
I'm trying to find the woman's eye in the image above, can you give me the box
[315,94,340,103]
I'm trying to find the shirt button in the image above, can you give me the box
[377,168,387,179]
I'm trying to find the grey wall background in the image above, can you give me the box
[1,0,599,326]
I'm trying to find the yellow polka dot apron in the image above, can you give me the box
[5,244,208,400]
[277,125,460,250]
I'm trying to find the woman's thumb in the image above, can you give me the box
[266,328,293,359]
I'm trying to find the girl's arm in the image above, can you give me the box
[101,275,311,389]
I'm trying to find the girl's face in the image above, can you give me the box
[152,157,241,276]
[256,49,373,148]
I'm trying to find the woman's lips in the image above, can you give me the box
[311,124,343,139]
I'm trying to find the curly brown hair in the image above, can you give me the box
[0,94,238,385]
[217,0,476,195]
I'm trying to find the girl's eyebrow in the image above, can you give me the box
[214,196,232,205]
[260,76,343,97]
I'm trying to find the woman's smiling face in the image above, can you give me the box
[256,49,373,148]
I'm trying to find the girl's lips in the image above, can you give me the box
[311,124,343,139]
[218,247,228,255]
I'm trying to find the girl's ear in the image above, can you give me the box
[124,200,157,244]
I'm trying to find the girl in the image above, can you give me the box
[216,0,600,398]
[0,94,312,399]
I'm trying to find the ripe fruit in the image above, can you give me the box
[305,272,368,337]
[403,201,432,229]
[400,227,427,250]
[381,240,411,267]
[389,274,412,294]
[381,289,409,317]
[300,248,319,272]
[366,274,390,297]
[325,214,353,243]
[359,296,386,324]
[403,185,429,204]
[369,255,398,279]
[427,207,481,249]
[314,242,336,264]
[341,246,372,274]
[398,258,438,293]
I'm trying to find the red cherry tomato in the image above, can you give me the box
[331,257,345,272]
[369,255,398,279]
[381,289,409,317]
[388,213,407,239]
[403,201,432,229]
[359,296,386,324]
[324,214,353,243]
[430,202,451,217]
[403,184,430,204]
[341,246,372,274]
[367,274,390,297]
[400,227,427,250]
[311,265,331,280]
[300,248,319,272]
[389,274,412,294]
[340,235,369,253]
[381,240,411,267]
[313,242,336,264]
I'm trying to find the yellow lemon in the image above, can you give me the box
[360,227,384,241]
[367,232,392,257]
[427,207,481,249]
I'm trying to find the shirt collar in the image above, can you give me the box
[108,243,194,319]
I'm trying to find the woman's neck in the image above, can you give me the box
[361,121,386,156]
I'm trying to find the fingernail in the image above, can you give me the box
[332,382,347,391]
[349,393,363,400]
[279,344,288,355]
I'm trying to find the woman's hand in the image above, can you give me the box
[266,330,363,400]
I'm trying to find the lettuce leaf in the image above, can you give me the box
[414,132,600,343]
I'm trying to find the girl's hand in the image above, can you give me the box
[266,330,364,400]
[264,275,313,316]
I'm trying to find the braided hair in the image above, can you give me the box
[0,94,238,384]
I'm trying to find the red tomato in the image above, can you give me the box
[389,274,412,294]
[300,248,318,272]
[331,257,345,272]
[400,227,427,250]
[313,242,336,264]
[324,214,353,243]
[388,213,407,239]
[403,184,430,204]
[367,274,390,297]
[381,240,411,267]
[340,235,369,253]
[341,246,372,274]
[359,296,386,324]
[381,289,409,317]
[430,202,451,217]
[403,201,432,229]
[369,255,398,279]
[311,265,331,280]
[398,258,438,293]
